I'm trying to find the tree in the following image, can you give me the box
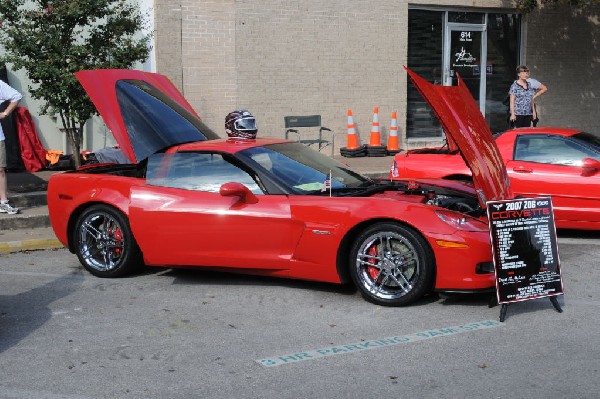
[0,0,151,167]
[517,0,600,13]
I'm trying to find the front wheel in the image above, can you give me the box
[73,204,142,278]
[350,223,434,306]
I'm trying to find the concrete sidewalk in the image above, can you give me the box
[2,169,62,254]
[0,154,395,255]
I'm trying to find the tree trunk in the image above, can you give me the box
[59,113,84,169]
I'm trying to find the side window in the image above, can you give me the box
[146,152,263,194]
[514,135,595,166]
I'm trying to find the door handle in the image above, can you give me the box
[512,166,533,173]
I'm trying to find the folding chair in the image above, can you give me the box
[284,115,334,156]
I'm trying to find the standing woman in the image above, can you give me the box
[0,79,22,215]
[509,65,548,128]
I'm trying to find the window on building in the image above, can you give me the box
[407,9,522,139]
[485,13,522,133]
[406,9,444,140]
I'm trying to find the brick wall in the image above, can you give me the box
[526,4,600,131]
[234,1,408,150]
[153,1,600,152]
[179,0,237,133]
[154,1,184,90]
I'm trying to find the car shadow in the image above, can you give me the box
[437,292,495,307]
[150,267,359,297]
[143,267,447,307]
[438,291,565,321]
[0,272,85,353]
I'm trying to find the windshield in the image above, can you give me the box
[572,132,600,154]
[238,142,372,194]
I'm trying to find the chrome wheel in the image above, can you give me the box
[350,223,433,306]
[74,205,141,277]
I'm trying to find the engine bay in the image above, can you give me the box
[367,180,485,217]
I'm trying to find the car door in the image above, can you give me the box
[506,134,600,224]
[128,151,301,269]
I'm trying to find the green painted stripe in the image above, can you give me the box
[257,320,502,367]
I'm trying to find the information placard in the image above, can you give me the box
[487,197,563,304]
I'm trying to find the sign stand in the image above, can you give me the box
[487,197,564,322]
[549,296,563,313]
[489,292,563,322]
[499,303,509,322]
[498,297,562,322]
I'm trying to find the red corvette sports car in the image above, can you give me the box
[390,127,600,230]
[48,68,510,306]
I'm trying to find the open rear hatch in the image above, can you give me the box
[76,69,219,163]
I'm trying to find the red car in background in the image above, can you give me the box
[391,127,600,230]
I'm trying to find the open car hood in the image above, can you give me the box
[405,67,513,206]
[76,69,219,163]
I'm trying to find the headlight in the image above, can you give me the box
[435,210,489,232]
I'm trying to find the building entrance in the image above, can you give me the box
[407,10,522,140]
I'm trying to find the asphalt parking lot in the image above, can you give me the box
[1,232,599,399]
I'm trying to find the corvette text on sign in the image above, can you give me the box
[487,197,563,304]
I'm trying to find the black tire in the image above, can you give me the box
[73,204,142,278]
[349,223,434,306]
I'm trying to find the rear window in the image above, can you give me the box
[116,80,219,161]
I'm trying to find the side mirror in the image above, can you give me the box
[581,158,600,177]
[219,182,258,204]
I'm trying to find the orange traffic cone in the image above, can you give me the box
[346,109,360,149]
[387,111,401,155]
[340,109,367,157]
[368,106,381,146]
[367,106,387,157]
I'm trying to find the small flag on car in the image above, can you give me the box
[321,177,331,192]
[391,160,399,178]
[321,170,332,196]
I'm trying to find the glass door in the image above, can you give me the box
[445,25,486,112]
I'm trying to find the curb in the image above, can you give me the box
[0,214,51,231]
[363,172,390,179]
[0,238,64,255]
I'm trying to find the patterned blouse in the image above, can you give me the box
[509,78,541,116]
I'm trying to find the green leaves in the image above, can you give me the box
[516,0,600,13]
[0,0,151,166]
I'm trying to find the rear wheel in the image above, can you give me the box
[74,204,142,278]
[350,223,434,306]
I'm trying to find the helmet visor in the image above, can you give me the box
[234,117,257,131]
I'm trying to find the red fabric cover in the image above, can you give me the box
[15,107,47,172]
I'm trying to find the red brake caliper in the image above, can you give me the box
[367,244,379,281]
[109,225,123,257]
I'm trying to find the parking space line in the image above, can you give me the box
[257,320,502,367]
